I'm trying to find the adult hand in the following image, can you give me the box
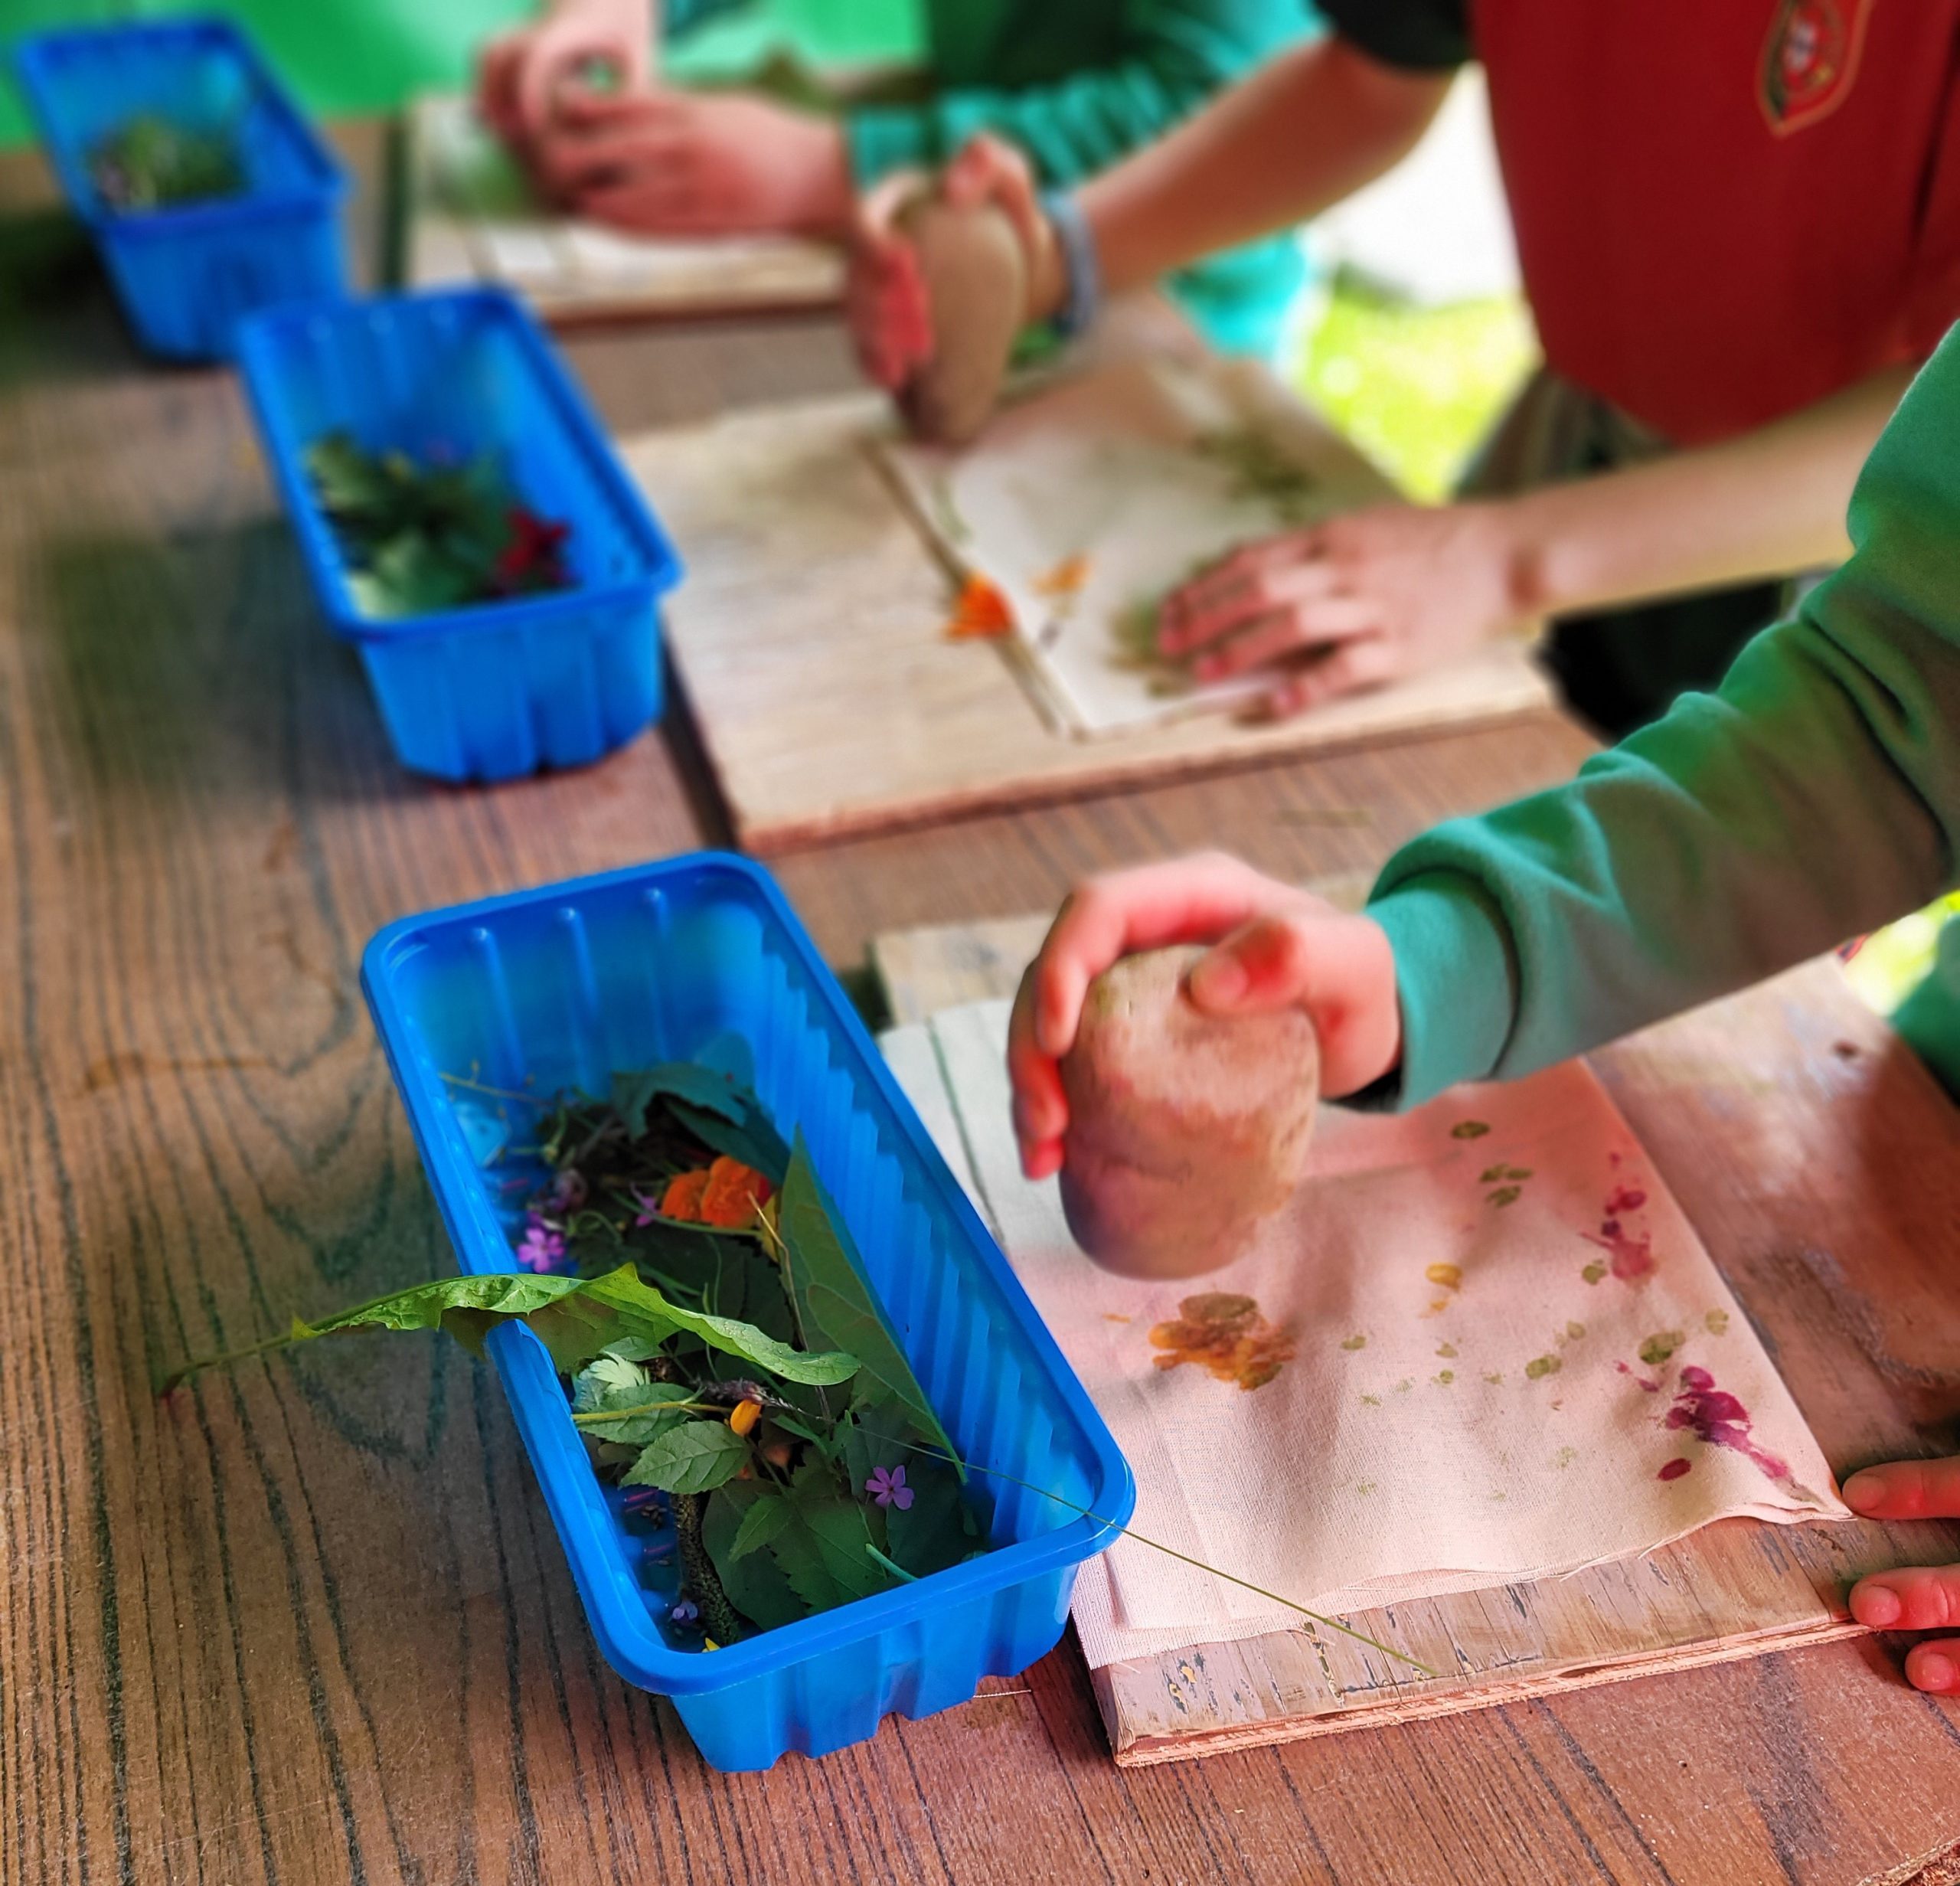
[528,88,853,238]
[1158,500,1536,718]
[1007,852,1402,1181]
[844,132,1062,395]
[477,0,652,149]
[1845,1457,1960,1694]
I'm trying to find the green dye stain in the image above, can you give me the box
[1705,1309,1730,1335]
[1486,1185,1523,1208]
[1553,1446,1578,1469]
[1360,1394,1381,1407]
[1434,1370,1456,1385]
[1565,1321,1586,1341]
[1582,1262,1607,1286]
[1451,1120,1491,1139]
[1393,1378,1414,1394]
[1484,1371,1504,1384]
[1357,1481,1376,1496]
[1524,1355,1563,1381]
[1638,1329,1687,1366]
[1436,1342,1458,1358]
[1340,1333,1368,1352]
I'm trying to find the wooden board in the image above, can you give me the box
[622,340,1556,854]
[871,908,1960,1766]
[401,93,844,324]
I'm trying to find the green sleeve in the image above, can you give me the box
[844,0,1302,186]
[1364,327,1960,1106]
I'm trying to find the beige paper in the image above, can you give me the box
[885,1002,1847,1669]
[877,353,1399,737]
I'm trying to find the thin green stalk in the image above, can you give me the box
[893,1438,1437,1679]
[570,1398,715,1427]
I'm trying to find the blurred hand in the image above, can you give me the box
[478,0,652,148]
[1007,852,1402,1180]
[1158,500,1534,719]
[1844,1457,1960,1695]
[528,88,852,238]
[844,132,1062,394]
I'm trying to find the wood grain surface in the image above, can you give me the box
[873,918,1960,1764]
[2,126,1958,1886]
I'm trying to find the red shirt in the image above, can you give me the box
[1334,0,1960,446]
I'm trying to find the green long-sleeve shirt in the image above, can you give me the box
[1364,325,1960,1107]
[841,0,1316,357]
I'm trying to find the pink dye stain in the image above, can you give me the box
[1615,1361,1662,1394]
[1582,1169,1656,1281]
[1664,1365,1790,1483]
[1657,1457,1692,1482]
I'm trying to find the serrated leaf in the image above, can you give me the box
[704,1486,810,1631]
[725,1488,797,1561]
[777,1142,954,1462]
[610,1062,753,1139]
[623,1419,749,1495]
[570,1355,697,1443]
[763,1463,890,1610]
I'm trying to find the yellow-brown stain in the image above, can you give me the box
[1148,1293,1296,1391]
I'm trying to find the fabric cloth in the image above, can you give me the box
[843,0,1318,358]
[1325,0,1960,446]
[878,349,1395,737]
[1460,365,1792,736]
[1365,323,1960,1110]
[886,1002,1844,1669]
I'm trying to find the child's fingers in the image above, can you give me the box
[1843,1456,1960,1519]
[1191,596,1379,683]
[1259,636,1399,721]
[1158,544,1334,657]
[1849,1562,1960,1632]
[1905,1639,1960,1694]
[1007,961,1068,1176]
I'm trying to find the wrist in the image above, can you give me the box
[1489,492,1558,630]
[799,121,856,238]
[1037,191,1100,337]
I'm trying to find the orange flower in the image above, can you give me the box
[661,1168,711,1221]
[1033,551,1090,598]
[728,1397,763,1436]
[698,1155,773,1229]
[942,572,1014,640]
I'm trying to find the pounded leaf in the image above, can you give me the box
[704,1486,810,1632]
[162,1263,856,1394]
[622,1419,749,1494]
[776,1140,955,1461]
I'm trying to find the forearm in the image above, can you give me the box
[1367,338,1960,1106]
[1501,363,1916,622]
[1073,38,1446,298]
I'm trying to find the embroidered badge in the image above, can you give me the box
[1759,0,1872,135]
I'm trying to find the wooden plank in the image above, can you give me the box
[8,126,1960,1886]
[871,915,1960,1765]
[623,354,1556,854]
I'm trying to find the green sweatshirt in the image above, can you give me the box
[841,0,1317,358]
[1364,325,1960,1107]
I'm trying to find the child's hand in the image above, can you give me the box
[477,0,652,147]
[1007,852,1402,1180]
[1844,1457,1960,1694]
[1158,501,1534,718]
[844,134,1063,400]
[527,89,853,237]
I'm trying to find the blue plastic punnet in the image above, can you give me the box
[12,17,348,360]
[361,854,1134,1770]
[237,286,681,783]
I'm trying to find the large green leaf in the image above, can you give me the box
[704,1486,809,1632]
[623,1420,749,1495]
[162,1263,857,1393]
[669,1100,791,1186]
[763,1460,890,1611]
[776,1140,955,1460]
[569,1355,696,1445]
[609,1063,753,1139]
[724,1487,798,1562]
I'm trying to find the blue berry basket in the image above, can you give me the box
[361,853,1133,1770]
[11,17,347,360]
[237,286,681,783]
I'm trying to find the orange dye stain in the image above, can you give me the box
[1033,552,1092,597]
[1148,1292,1296,1391]
[942,573,1014,640]
[1425,1263,1463,1290]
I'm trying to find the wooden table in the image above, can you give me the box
[2,124,1957,1886]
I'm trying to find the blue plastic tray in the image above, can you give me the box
[11,17,348,360]
[237,287,682,783]
[361,854,1133,1770]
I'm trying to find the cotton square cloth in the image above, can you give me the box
[884,1003,1846,1669]
[877,353,1393,738]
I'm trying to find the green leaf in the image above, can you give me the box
[776,1140,955,1461]
[669,1100,791,1187]
[764,1461,890,1611]
[704,1486,810,1632]
[569,1355,697,1443]
[883,1456,978,1579]
[623,1419,749,1494]
[726,1488,798,1561]
[162,1262,856,1394]
[610,1062,754,1138]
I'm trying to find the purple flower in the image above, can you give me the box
[669,1597,700,1627]
[864,1465,913,1512]
[622,1485,668,1519]
[515,1213,567,1273]
[630,1187,662,1228]
[550,1169,589,1213]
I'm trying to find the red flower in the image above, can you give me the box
[492,505,572,596]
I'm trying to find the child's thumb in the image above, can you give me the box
[1185,914,1311,1015]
